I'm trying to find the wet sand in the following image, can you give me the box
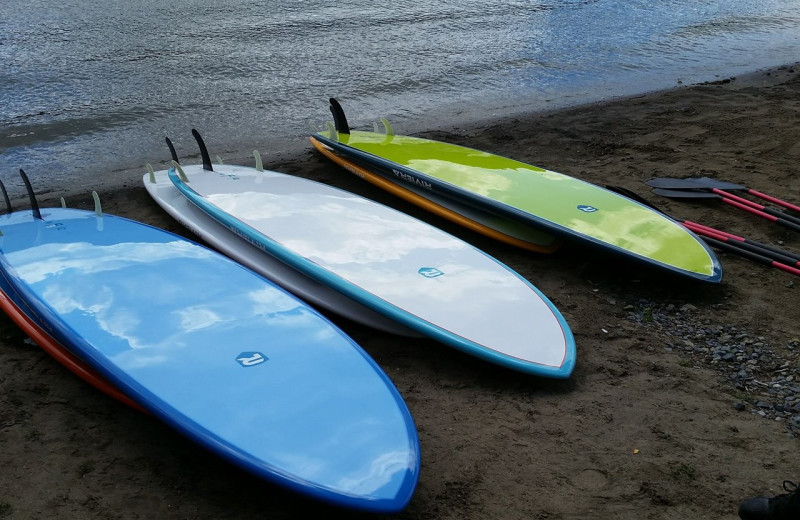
[1,63,799,519]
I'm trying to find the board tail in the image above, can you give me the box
[329,98,350,134]
[191,129,214,171]
[18,169,42,220]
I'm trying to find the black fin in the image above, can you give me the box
[191,129,213,171]
[19,169,42,220]
[0,180,11,214]
[165,137,180,163]
[329,98,350,134]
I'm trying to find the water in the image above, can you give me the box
[2,0,800,191]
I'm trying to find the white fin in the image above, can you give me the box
[253,150,264,172]
[172,161,189,183]
[146,163,156,184]
[326,121,338,142]
[92,191,102,217]
[381,117,394,136]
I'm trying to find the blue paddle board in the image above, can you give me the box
[0,205,419,513]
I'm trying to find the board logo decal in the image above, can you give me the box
[45,222,67,231]
[577,205,599,213]
[236,352,268,367]
[418,267,445,278]
[392,169,433,190]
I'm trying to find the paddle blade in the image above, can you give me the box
[651,187,721,200]
[646,177,745,191]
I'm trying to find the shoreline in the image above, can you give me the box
[2,61,799,519]
[25,62,798,204]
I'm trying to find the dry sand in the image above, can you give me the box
[1,64,799,519]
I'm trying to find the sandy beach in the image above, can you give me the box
[1,63,799,519]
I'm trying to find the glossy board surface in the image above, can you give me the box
[313,130,722,283]
[0,208,419,513]
[0,273,144,411]
[310,136,561,253]
[144,168,418,336]
[169,163,576,378]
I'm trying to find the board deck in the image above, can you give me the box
[310,136,561,253]
[144,167,418,337]
[167,160,576,378]
[0,207,419,513]
[0,275,144,412]
[312,116,722,283]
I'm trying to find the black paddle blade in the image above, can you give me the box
[165,137,180,163]
[329,98,350,134]
[651,187,721,200]
[0,180,12,214]
[18,169,42,220]
[646,177,745,191]
[191,129,213,171]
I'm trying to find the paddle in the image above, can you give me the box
[607,185,800,277]
[650,185,800,227]
[651,188,800,233]
[646,176,800,214]
[683,220,800,265]
[689,231,800,277]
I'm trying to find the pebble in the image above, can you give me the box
[629,299,800,437]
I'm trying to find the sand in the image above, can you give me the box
[1,63,799,519]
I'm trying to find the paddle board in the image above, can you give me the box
[144,165,418,337]
[165,131,575,379]
[309,135,561,253]
[0,204,419,513]
[313,99,722,283]
[0,272,145,412]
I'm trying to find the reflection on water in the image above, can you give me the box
[1,0,799,185]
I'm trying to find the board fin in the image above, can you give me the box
[146,163,156,184]
[0,180,12,214]
[191,129,214,171]
[253,150,264,172]
[380,117,394,136]
[326,121,338,142]
[329,98,350,134]
[216,155,224,165]
[172,161,190,183]
[18,169,42,220]
[165,137,180,163]
[60,197,66,208]
[92,191,102,217]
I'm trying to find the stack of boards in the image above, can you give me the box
[149,132,575,380]
[311,99,722,283]
[0,125,582,513]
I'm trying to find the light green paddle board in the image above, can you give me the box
[313,99,721,283]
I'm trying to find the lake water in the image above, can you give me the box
[2,0,800,190]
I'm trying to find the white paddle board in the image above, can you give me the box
[162,133,576,378]
[144,166,418,337]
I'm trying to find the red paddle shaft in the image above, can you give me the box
[682,222,800,276]
[743,188,800,214]
[713,188,800,227]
